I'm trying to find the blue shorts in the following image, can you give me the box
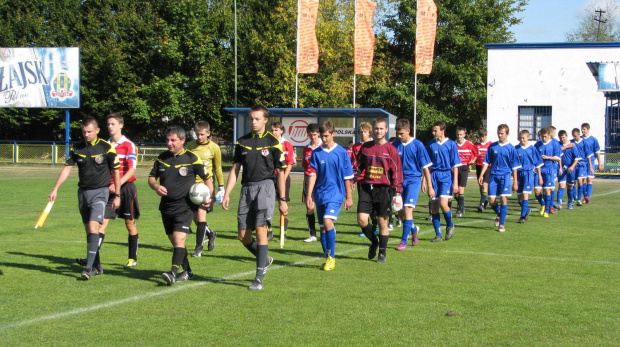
[541,169,556,190]
[558,167,576,185]
[402,178,422,207]
[517,170,534,194]
[317,202,342,227]
[575,162,587,180]
[431,170,453,200]
[488,173,512,198]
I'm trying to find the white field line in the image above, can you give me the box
[2,188,620,331]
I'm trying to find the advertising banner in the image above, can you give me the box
[282,117,318,146]
[354,0,376,76]
[415,0,437,75]
[0,47,80,108]
[297,0,320,74]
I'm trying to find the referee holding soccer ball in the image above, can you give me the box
[148,125,209,286]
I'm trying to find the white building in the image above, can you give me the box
[486,42,620,161]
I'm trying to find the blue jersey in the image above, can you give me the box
[427,138,461,172]
[571,139,587,162]
[581,135,601,159]
[309,144,354,206]
[515,144,543,172]
[560,143,581,168]
[484,141,520,175]
[535,140,561,173]
[392,138,432,182]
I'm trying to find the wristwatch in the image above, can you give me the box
[279,197,290,202]
[114,194,121,198]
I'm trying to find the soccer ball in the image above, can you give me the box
[189,183,211,205]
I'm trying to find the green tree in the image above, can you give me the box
[565,0,620,42]
[367,0,527,141]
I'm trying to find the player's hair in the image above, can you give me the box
[581,123,590,130]
[373,117,387,128]
[433,121,446,131]
[549,125,556,130]
[106,113,123,125]
[358,122,372,134]
[395,118,411,131]
[195,121,211,132]
[519,129,530,136]
[456,126,467,134]
[271,121,285,133]
[250,105,269,120]
[572,128,581,136]
[497,124,509,134]
[539,127,550,136]
[558,130,567,137]
[478,127,487,137]
[166,125,186,140]
[319,121,335,134]
[388,137,397,143]
[82,117,99,128]
[307,123,320,133]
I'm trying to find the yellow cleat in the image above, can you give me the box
[323,256,336,271]
[539,206,545,216]
[543,212,549,218]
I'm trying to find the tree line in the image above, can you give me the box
[0,0,528,143]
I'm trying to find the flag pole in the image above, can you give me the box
[295,0,300,108]
[353,0,357,108]
[414,73,418,138]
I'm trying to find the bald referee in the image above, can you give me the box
[49,117,121,280]
[222,105,288,291]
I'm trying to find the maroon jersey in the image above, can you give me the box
[352,141,364,181]
[457,140,478,165]
[358,141,403,193]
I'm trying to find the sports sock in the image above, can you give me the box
[401,219,413,243]
[182,248,191,273]
[255,245,268,281]
[85,233,99,268]
[586,183,593,198]
[578,185,584,200]
[557,187,565,205]
[171,247,185,275]
[306,213,316,237]
[320,231,327,257]
[361,223,377,245]
[432,213,441,237]
[128,234,139,260]
[521,199,529,217]
[550,191,556,207]
[500,204,508,226]
[443,210,453,228]
[492,203,500,215]
[378,235,389,256]
[204,222,213,240]
[94,233,105,267]
[545,194,552,213]
[326,228,336,258]
[196,222,207,247]
[458,195,465,211]
[536,193,544,205]
[243,238,258,257]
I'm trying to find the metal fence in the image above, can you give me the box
[0,141,235,165]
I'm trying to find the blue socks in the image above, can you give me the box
[320,232,327,257]
[432,213,441,237]
[500,204,508,226]
[325,228,336,258]
[557,187,565,205]
[521,199,529,217]
[401,219,413,243]
[586,183,593,198]
[443,210,453,228]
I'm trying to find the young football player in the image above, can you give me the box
[454,127,478,217]
[557,129,581,210]
[475,127,492,212]
[570,128,588,208]
[301,123,322,242]
[515,130,543,223]
[535,127,562,218]
[581,123,603,203]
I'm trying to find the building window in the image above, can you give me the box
[518,106,552,139]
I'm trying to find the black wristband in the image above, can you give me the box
[114,194,121,197]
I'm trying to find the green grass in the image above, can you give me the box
[1,165,619,346]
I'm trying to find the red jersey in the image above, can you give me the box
[346,146,355,166]
[474,140,492,166]
[358,140,403,193]
[457,140,478,165]
[274,138,296,175]
[302,141,322,176]
[109,136,137,184]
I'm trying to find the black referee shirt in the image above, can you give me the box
[233,131,287,184]
[149,149,207,205]
[66,138,120,190]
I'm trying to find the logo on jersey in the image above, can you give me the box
[179,167,188,176]
[262,148,269,157]
[94,155,104,164]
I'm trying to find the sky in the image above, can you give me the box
[512,0,615,43]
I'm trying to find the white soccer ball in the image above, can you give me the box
[189,183,211,205]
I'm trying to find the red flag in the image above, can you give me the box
[415,0,438,75]
[298,0,320,74]
[354,0,376,76]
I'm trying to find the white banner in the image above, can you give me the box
[281,117,318,146]
[0,47,80,108]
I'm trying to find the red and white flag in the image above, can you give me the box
[297,0,320,74]
[354,0,376,76]
[415,0,438,75]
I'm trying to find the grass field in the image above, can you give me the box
[1,165,619,346]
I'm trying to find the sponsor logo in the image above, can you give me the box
[261,148,269,157]
[94,156,103,164]
[368,166,384,174]
[288,120,310,145]
[179,167,188,176]
[50,72,74,100]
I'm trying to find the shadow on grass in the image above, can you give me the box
[105,241,170,253]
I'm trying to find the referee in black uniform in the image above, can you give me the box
[222,105,288,291]
[148,126,209,286]
[49,117,121,280]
